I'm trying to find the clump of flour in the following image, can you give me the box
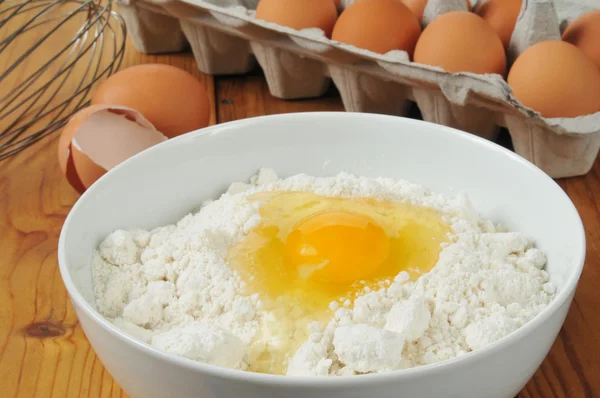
[92,168,556,375]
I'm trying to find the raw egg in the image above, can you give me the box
[475,0,522,49]
[507,40,600,118]
[91,64,211,138]
[58,105,166,193]
[562,10,600,71]
[229,191,450,314]
[228,191,450,374]
[414,11,506,76]
[285,210,391,284]
[331,0,421,56]
[255,0,338,37]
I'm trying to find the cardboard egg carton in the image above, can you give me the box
[116,0,600,178]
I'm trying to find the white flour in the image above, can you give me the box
[92,168,556,375]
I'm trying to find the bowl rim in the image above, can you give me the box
[58,112,586,387]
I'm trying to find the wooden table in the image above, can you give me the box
[1,21,599,398]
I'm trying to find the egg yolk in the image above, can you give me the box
[227,191,451,375]
[285,211,390,284]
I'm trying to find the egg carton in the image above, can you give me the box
[116,0,600,178]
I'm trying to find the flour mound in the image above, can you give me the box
[152,322,246,368]
[333,324,405,373]
[92,168,556,375]
[384,296,431,342]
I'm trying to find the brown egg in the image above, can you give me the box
[413,11,506,76]
[332,0,421,56]
[402,0,472,22]
[401,0,428,21]
[91,64,210,139]
[562,10,600,71]
[58,105,167,193]
[507,40,600,118]
[255,0,338,37]
[475,0,522,49]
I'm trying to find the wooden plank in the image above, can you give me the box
[215,70,344,122]
[0,6,215,394]
[1,2,599,396]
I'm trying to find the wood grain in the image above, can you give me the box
[1,9,599,398]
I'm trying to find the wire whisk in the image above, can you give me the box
[0,0,126,160]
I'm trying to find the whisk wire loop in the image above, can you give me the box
[0,0,126,160]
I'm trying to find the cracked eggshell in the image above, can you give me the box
[58,105,167,194]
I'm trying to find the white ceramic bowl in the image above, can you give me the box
[58,112,585,398]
